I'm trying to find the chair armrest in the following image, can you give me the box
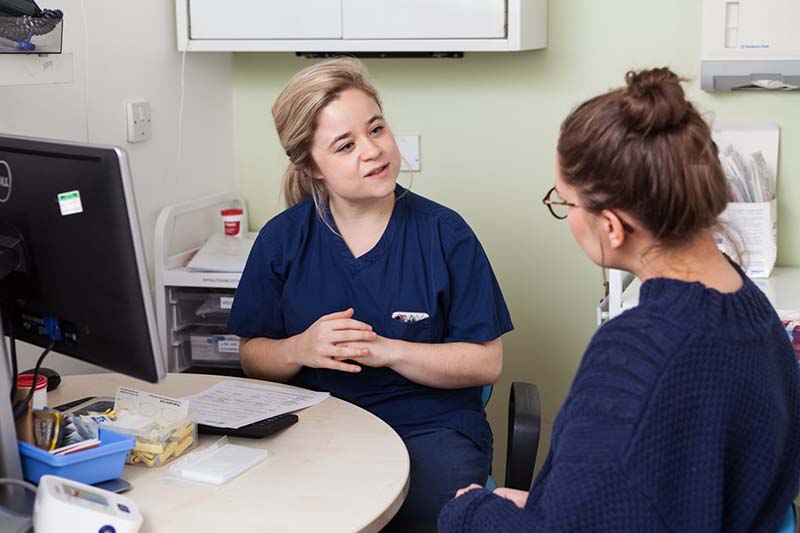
[794,503,799,533]
[504,381,541,491]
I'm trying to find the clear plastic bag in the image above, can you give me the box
[168,436,268,485]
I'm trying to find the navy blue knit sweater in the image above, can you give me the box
[439,270,800,532]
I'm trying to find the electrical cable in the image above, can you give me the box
[8,330,17,403]
[167,48,188,250]
[81,0,90,142]
[0,477,37,494]
[176,48,187,176]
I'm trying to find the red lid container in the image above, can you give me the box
[17,374,48,391]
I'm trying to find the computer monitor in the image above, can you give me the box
[0,135,166,512]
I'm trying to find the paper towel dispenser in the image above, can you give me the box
[701,0,800,91]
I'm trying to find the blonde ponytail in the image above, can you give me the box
[281,165,328,209]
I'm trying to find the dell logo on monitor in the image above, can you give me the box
[0,161,11,203]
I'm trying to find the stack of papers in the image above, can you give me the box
[719,146,775,203]
[183,380,329,429]
[186,233,255,273]
[712,123,779,203]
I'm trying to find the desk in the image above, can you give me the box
[50,373,410,532]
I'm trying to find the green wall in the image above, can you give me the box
[232,0,800,479]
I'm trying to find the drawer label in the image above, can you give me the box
[217,338,240,353]
[220,297,234,310]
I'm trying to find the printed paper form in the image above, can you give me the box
[183,380,329,428]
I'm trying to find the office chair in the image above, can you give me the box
[776,503,799,533]
[484,382,541,492]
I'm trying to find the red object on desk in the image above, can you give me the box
[783,320,800,363]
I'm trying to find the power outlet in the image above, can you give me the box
[126,101,152,143]
[395,135,421,171]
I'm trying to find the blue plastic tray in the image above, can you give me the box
[18,428,135,485]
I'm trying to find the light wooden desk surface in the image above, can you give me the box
[50,373,410,533]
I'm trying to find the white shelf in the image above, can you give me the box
[179,38,539,53]
[163,267,242,289]
[750,268,800,319]
[617,267,800,319]
[154,192,248,371]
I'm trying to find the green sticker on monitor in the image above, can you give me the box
[57,190,83,216]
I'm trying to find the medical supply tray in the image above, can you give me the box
[18,427,134,485]
[97,410,199,468]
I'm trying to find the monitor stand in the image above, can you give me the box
[0,312,34,525]
[0,505,31,532]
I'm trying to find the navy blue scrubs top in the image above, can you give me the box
[227,186,513,456]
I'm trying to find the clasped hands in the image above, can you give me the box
[292,308,394,373]
[454,484,529,509]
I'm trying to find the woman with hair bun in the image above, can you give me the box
[227,57,513,528]
[439,68,800,532]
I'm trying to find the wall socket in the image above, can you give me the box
[395,135,421,171]
[126,100,152,143]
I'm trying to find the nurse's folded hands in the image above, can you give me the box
[292,308,376,373]
[334,334,396,369]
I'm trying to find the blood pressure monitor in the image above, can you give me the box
[32,475,142,533]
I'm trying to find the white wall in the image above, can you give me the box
[0,0,234,375]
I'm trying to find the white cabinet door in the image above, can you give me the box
[189,0,342,40]
[343,0,506,39]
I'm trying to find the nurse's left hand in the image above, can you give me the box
[335,334,396,368]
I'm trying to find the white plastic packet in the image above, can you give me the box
[712,124,780,278]
[168,436,268,485]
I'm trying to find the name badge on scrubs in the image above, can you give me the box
[392,311,429,323]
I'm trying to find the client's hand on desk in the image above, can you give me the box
[293,308,376,373]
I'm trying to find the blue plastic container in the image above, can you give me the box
[18,428,135,485]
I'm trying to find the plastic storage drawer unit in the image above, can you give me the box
[171,289,234,329]
[190,327,240,364]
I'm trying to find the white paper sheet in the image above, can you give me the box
[115,386,190,425]
[183,380,329,428]
[185,233,255,273]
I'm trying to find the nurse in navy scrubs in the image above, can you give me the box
[227,57,513,526]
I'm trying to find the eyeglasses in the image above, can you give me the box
[542,187,635,234]
[542,186,577,220]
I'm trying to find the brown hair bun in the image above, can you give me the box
[621,68,691,135]
[557,67,728,246]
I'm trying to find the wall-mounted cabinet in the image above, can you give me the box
[187,0,343,40]
[342,1,506,40]
[176,0,547,52]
